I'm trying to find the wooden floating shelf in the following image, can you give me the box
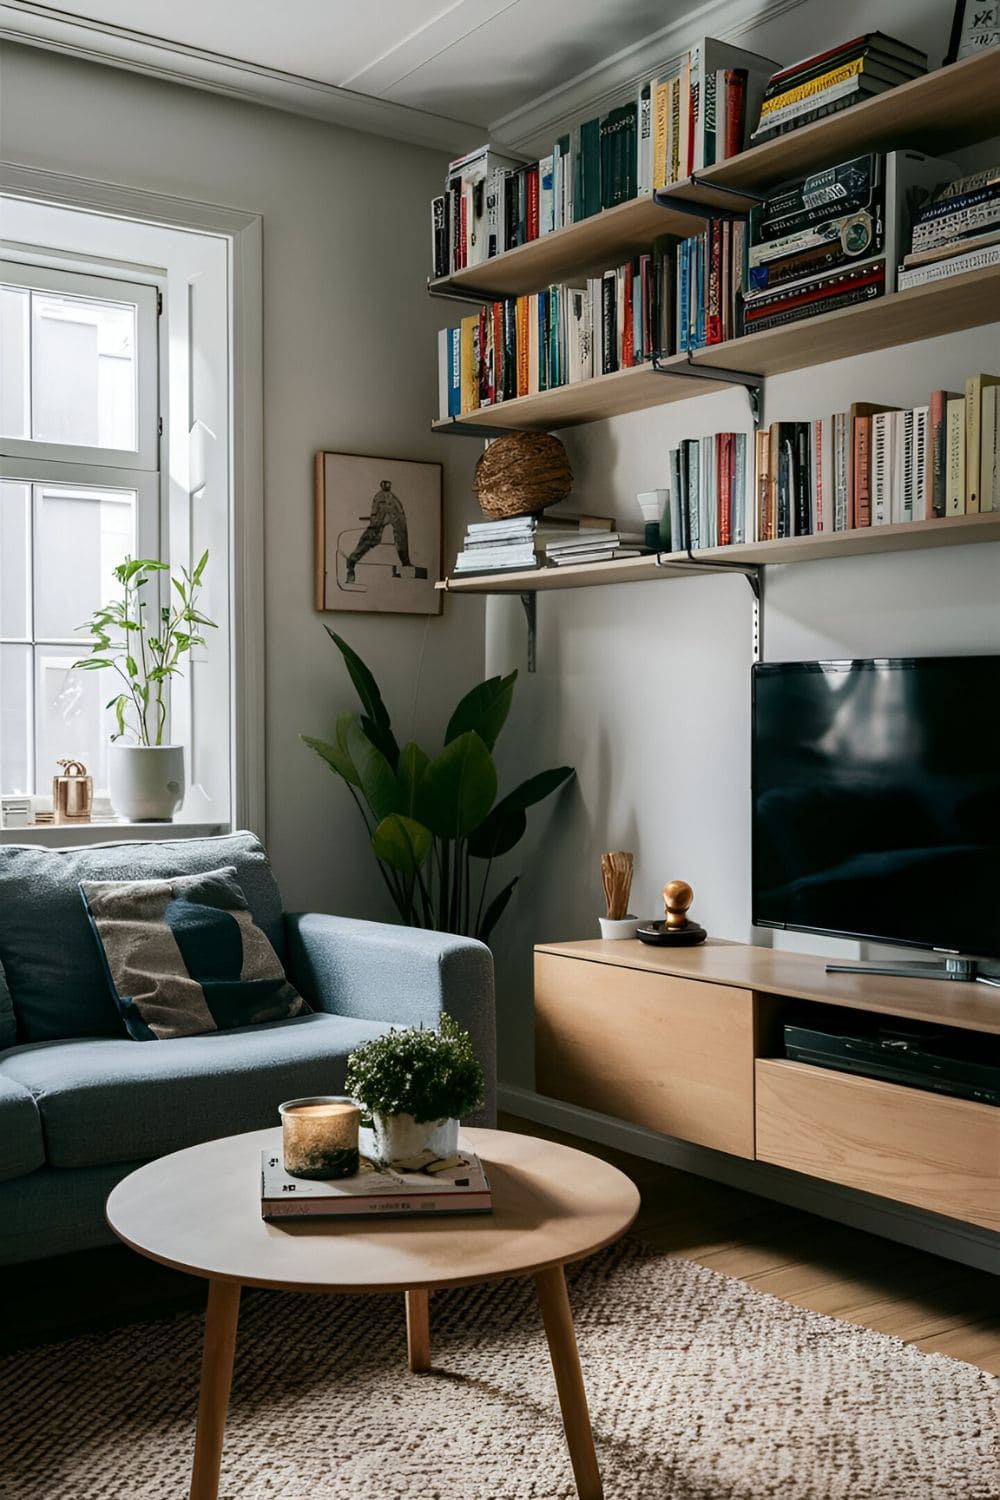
[431,262,1000,434]
[429,51,1000,302]
[437,512,1000,594]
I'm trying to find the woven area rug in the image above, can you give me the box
[1,1240,996,1500]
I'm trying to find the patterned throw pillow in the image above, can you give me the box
[80,866,307,1041]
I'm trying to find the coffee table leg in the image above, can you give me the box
[405,1288,431,1372]
[189,1278,241,1500]
[534,1266,603,1500]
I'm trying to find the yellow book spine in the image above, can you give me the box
[947,396,966,516]
[652,80,669,191]
[459,314,478,414]
[966,374,1000,512]
[760,57,865,116]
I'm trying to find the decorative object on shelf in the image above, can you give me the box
[52,761,93,824]
[314,451,441,616]
[947,1,1000,63]
[74,552,216,822]
[472,432,572,519]
[0,796,33,830]
[599,851,637,938]
[302,630,574,943]
[344,1014,484,1165]
[279,1096,361,1180]
[637,879,708,946]
[636,490,669,550]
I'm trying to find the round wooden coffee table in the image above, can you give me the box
[106,1126,639,1500]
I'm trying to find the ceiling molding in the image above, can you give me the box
[489,0,811,154]
[0,2,481,153]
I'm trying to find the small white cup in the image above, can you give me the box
[598,915,639,939]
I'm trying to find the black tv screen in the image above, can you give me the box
[751,657,1000,960]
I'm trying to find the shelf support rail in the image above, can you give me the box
[651,353,763,427]
[520,591,537,673]
[653,175,768,221]
[655,553,763,661]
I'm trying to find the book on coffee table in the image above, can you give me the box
[260,1139,492,1220]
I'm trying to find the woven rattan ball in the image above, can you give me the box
[473,432,573,519]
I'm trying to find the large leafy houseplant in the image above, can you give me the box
[303,630,573,943]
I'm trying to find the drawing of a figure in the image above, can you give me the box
[345,479,413,583]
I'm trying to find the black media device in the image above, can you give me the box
[751,656,1000,980]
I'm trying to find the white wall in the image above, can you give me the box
[0,41,486,916]
[486,0,1000,1087]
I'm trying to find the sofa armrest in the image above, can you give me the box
[285,913,496,1126]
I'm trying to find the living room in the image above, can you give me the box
[1,1,998,1497]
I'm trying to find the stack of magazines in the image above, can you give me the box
[454,513,616,575]
[898,167,1000,290]
[545,531,647,567]
[751,33,927,142]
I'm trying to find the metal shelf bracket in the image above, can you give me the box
[655,553,763,660]
[651,353,762,426]
[653,174,768,221]
[520,591,537,673]
[427,277,501,306]
[431,416,524,439]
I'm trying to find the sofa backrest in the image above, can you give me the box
[0,831,285,1044]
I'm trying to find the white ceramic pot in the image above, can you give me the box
[108,743,185,822]
[370,1111,459,1165]
[599,915,638,939]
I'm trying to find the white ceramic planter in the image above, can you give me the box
[370,1111,459,1164]
[108,743,185,822]
[599,915,638,939]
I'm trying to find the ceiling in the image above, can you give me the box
[0,0,781,151]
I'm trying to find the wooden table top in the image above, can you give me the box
[106,1128,640,1294]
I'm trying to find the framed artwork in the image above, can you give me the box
[314,451,443,616]
[947,1,1000,61]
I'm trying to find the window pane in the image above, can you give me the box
[33,483,136,640]
[0,480,31,638]
[31,291,137,450]
[0,643,33,795]
[0,286,30,439]
[34,648,114,796]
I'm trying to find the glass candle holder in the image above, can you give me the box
[278,1096,361,1179]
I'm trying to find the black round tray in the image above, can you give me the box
[636,920,707,947]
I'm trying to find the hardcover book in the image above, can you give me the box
[261,1139,492,1219]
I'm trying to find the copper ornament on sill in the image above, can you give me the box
[52,760,93,824]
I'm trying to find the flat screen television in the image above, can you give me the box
[751,656,1000,962]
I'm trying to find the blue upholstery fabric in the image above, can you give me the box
[0,1011,391,1169]
[0,832,285,1043]
[0,1161,138,1265]
[286,912,497,1126]
[0,1072,44,1182]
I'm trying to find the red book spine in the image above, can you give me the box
[724,70,747,159]
[527,165,540,241]
[853,415,872,528]
[622,260,635,368]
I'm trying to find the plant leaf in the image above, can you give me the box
[345,718,402,821]
[372,814,432,875]
[301,732,356,783]
[397,741,430,818]
[325,629,398,763]
[444,671,517,750]
[361,713,399,772]
[419,731,497,840]
[476,874,518,944]
[467,765,574,859]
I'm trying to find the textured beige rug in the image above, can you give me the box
[1,1241,995,1500]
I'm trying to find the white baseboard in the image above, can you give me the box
[499,1085,1000,1275]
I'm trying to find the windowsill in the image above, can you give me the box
[0,821,229,846]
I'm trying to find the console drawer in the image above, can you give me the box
[535,951,755,1158]
[756,1058,1000,1229]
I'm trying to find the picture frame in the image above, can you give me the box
[946,1,1000,63]
[314,451,443,616]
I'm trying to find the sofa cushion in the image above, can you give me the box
[81,866,306,1040]
[0,1011,391,1168]
[0,831,286,1044]
[0,1072,45,1182]
[0,961,15,1051]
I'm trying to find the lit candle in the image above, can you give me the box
[278,1096,361,1179]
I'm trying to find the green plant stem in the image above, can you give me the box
[474,856,494,939]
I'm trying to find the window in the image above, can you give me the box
[0,259,160,799]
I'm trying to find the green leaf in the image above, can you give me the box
[419,731,497,840]
[444,671,517,751]
[467,765,574,859]
[477,874,518,944]
[397,741,430,818]
[372,814,432,875]
[324,629,398,759]
[125,655,138,677]
[193,549,209,584]
[74,658,111,670]
[345,718,401,821]
[361,713,399,771]
[301,731,356,783]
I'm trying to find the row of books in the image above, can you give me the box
[431,31,930,279]
[898,165,1000,290]
[436,250,676,416]
[430,35,779,277]
[452,513,644,576]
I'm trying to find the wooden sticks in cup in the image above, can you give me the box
[600,851,634,920]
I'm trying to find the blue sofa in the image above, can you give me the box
[0,831,496,1266]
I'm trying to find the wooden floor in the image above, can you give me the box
[3,1114,998,1373]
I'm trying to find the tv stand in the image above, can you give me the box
[826,956,1000,987]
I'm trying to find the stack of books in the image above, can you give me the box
[668,433,752,551]
[454,513,616,575]
[544,531,647,567]
[751,33,927,143]
[261,1141,492,1220]
[898,167,1000,290]
[743,150,953,334]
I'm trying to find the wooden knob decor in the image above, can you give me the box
[663,880,694,928]
[472,432,573,520]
